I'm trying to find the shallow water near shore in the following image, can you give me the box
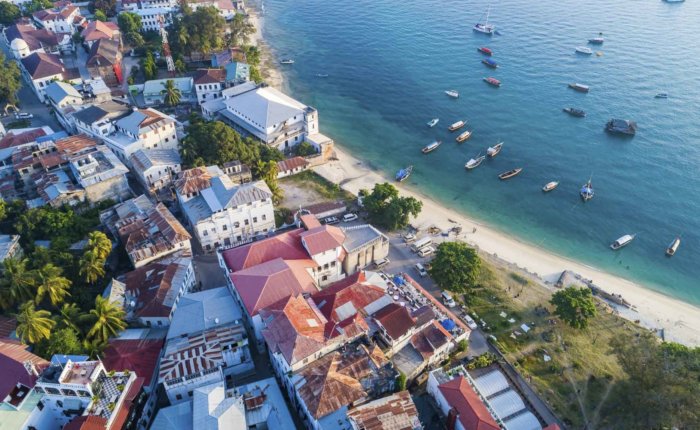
[259,0,700,305]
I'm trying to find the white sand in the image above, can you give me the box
[248,8,285,91]
[315,145,700,346]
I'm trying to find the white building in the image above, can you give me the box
[187,0,240,20]
[70,101,132,137]
[193,69,226,104]
[125,7,174,32]
[129,148,182,196]
[103,108,179,165]
[175,166,275,252]
[32,4,85,34]
[151,382,245,430]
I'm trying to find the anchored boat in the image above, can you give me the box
[465,154,485,170]
[482,58,499,68]
[606,119,637,135]
[422,141,442,154]
[568,83,590,93]
[280,59,295,64]
[483,77,501,87]
[427,118,439,127]
[395,165,413,182]
[611,234,636,250]
[473,5,496,34]
[487,142,503,157]
[563,107,586,117]
[456,130,472,143]
[542,181,559,192]
[580,178,594,201]
[445,90,459,98]
[499,168,522,180]
[666,237,681,256]
[588,37,604,44]
[575,46,593,55]
[478,47,493,55]
[448,120,466,132]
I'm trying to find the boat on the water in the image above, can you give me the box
[563,107,586,117]
[666,236,681,256]
[427,118,439,127]
[280,59,295,64]
[487,142,503,157]
[315,73,329,78]
[483,77,501,87]
[482,58,499,68]
[655,93,669,98]
[445,90,459,98]
[576,46,593,55]
[568,83,590,93]
[456,130,472,143]
[395,165,413,182]
[465,154,486,170]
[606,119,637,135]
[478,47,493,55]
[499,168,522,180]
[611,234,636,250]
[663,0,685,3]
[588,37,604,44]
[542,181,559,192]
[580,178,594,201]
[448,120,466,132]
[422,141,442,154]
[473,5,495,34]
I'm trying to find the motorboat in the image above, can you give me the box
[655,93,669,98]
[482,58,499,68]
[445,90,459,98]
[483,77,501,87]
[280,59,295,64]
[487,142,503,157]
[542,181,559,192]
[427,118,440,127]
[315,73,329,78]
[395,165,413,182]
[473,6,495,35]
[499,168,522,180]
[588,37,604,44]
[611,234,636,250]
[478,47,493,55]
[563,107,586,117]
[422,141,442,154]
[605,119,637,135]
[666,236,681,256]
[456,130,472,143]
[568,83,590,93]
[448,120,466,131]
[465,154,486,170]
[575,46,593,55]
[580,178,594,201]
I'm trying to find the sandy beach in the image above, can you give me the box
[247,7,285,91]
[314,145,700,346]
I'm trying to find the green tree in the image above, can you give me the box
[254,160,283,203]
[35,328,84,358]
[0,257,36,309]
[428,242,481,294]
[227,13,255,47]
[79,250,105,284]
[169,6,226,57]
[117,11,142,35]
[57,302,86,333]
[181,119,260,167]
[0,52,22,105]
[161,79,182,106]
[0,199,6,222]
[34,263,71,306]
[86,231,112,260]
[15,301,55,344]
[87,296,126,343]
[126,31,144,48]
[174,57,187,73]
[550,286,597,329]
[0,2,21,26]
[91,0,117,17]
[141,51,157,80]
[396,372,407,392]
[361,183,422,231]
[23,0,52,14]
[293,141,318,157]
[94,9,107,22]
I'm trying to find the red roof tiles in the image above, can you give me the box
[373,303,416,341]
[347,390,421,430]
[221,228,311,271]
[0,339,49,404]
[63,415,107,430]
[0,128,47,149]
[102,339,164,386]
[438,376,500,430]
[300,225,345,256]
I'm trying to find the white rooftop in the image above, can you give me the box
[193,383,246,430]
[503,411,543,430]
[225,86,307,132]
[472,370,510,397]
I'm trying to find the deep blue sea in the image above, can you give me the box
[259,0,700,305]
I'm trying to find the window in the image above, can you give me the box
[234,222,240,228]
[205,244,211,251]
[203,230,208,236]
[187,391,193,397]
[223,224,228,231]
[253,217,258,223]
[322,275,328,281]
[244,219,249,225]
[262,214,267,221]
[323,263,329,269]
[176,394,182,400]
[331,261,336,267]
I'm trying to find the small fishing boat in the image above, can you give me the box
[499,168,522,180]
[422,141,442,154]
[666,236,681,256]
[448,120,466,131]
[280,59,295,64]
[542,181,559,192]
[663,0,685,3]
[596,51,603,56]
[473,5,495,35]
[395,165,413,182]
[427,118,440,127]
[482,58,499,68]
[580,178,594,201]
[478,47,493,55]
[483,77,501,87]
[456,130,472,143]
[655,93,669,98]
[445,90,459,98]
[588,37,604,44]
[315,73,329,78]
[611,234,636,250]
[563,107,586,117]
[575,46,593,55]
[487,142,503,157]
[465,154,486,170]
[568,83,590,93]
[606,119,637,135]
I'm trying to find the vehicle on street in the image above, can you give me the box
[322,216,339,225]
[342,213,358,222]
[373,257,390,269]
[403,232,416,243]
[15,112,33,119]
[463,314,478,330]
[418,245,435,257]
[411,237,433,252]
[414,263,428,277]
[442,291,457,307]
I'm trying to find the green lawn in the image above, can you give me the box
[280,170,355,202]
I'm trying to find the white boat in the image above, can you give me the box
[465,154,485,170]
[445,90,459,98]
[575,46,593,55]
[448,120,466,131]
[473,5,495,34]
[427,118,439,127]
[666,236,681,256]
[456,130,472,143]
[611,234,636,250]
[487,142,503,157]
[280,59,295,64]
[422,141,442,154]
[542,181,559,192]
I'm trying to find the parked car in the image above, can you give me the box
[373,257,390,269]
[414,263,427,277]
[441,291,457,308]
[15,112,33,119]
[403,232,416,243]
[322,216,340,225]
[463,315,478,330]
[418,245,435,257]
[342,213,358,222]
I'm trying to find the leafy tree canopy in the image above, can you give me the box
[550,286,597,329]
[293,141,318,157]
[428,242,481,294]
[34,327,84,358]
[0,52,22,105]
[90,0,116,16]
[94,9,107,22]
[170,6,227,56]
[0,2,21,26]
[361,182,422,231]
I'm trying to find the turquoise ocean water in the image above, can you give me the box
[260,0,700,305]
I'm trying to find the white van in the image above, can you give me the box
[411,237,432,252]
[441,291,456,307]
[414,263,427,277]
[373,257,390,269]
[418,245,435,257]
[342,213,358,222]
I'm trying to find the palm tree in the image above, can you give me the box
[15,301,55,344]
[86,231,112,260]
[0,257,36,309]
[83,338,107,360]
[57,302,85,333]
[79,250,105,284]
[87,296,126,343]
[35,264,71,306]
[161,80,182,106]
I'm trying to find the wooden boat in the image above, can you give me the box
[575,46,593,55]
[568,83,590,93]
[456,130,472,143]
[588,37,604,44]
[482,58,499,68]
[445,90,459,98]
[542,181,559,192]
[666,236,681,256]
[655,93,669,99]
[611,234,636,250]
[487,142,503,157]
[499,168,522,180]
[478,47,493,55]
[563,107,586,117]
[422,141,442,154]
[580,178,594,201]
[448,120,466,132]
[280,59,295,64]
[483,77,501,87]
[427,118,439,127]
[395,165,413,182]
[465,154,485,170]
[606,119,637,135]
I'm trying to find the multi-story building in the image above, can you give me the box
[3,23,71,59]
[129,148,181,196]
[19,52,81,103]
[192,69,225,104]
[0,339,49,427]
[68,145,132,203]
[70,100,132,137]
[127,8,174,32]
[86,39,123,87]
[103,108,179,165]
[81,20,121,48]
[187,0,238,20]
[175,166,275,252]
[32,3,85,34]
[347,391,422,430]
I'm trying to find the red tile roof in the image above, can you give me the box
[102,338,164,386]
[0,128,47,149]
[277,156,309,173]
[82,20,119,42]
[0,339,49,403]
[313,272,385,322]
[0,315,17,338]
[221,228,310,272]
[300,225,345,256]
[373,303,416,341]
[438,376,500,430]
[193,68,226,84]
[63,415,107,430]
[411,321,451,360]
[122,261,182,318]
[299,214,321,230]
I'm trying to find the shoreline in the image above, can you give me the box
[314,145,700,346]
[247,5,286,91]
